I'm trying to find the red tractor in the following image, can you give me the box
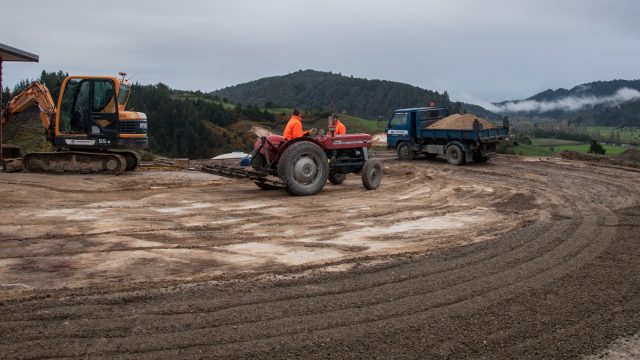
[202,132,383,196]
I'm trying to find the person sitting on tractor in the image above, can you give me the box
[283,109,305,140]
[334,117,346,135]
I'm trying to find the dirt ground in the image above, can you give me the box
[1,154,639,359]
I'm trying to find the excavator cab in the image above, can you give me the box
[54,76,147,150]
[58,78,117,136]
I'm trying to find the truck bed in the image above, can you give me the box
[417,126,509,142]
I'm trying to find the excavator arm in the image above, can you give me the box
[1,82,56,131]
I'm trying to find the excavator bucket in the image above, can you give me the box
[1,144,23,173]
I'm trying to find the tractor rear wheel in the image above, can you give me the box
[277,141,329,196]
[361,159,383,190]
[328,171,346,185]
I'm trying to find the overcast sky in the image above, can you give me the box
[2,0,639,104]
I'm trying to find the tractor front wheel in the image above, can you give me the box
[277,141,329,196]
[361,159,383,190]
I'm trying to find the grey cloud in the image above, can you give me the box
[494,88,640,113]
[1,0,639,103]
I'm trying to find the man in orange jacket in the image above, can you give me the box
[283,109,305,140]
[334,117,346,135]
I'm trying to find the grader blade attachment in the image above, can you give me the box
[200,164,284,188]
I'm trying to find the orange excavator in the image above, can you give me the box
[1,72,148,174]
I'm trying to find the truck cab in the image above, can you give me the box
[386,107,449,151]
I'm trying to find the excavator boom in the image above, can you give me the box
[1,82,56,130]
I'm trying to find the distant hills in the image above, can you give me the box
[212,69,480,120]
[213,71,640,127]
[494,79,640,127]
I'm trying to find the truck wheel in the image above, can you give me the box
[328,171,346,185]
[445,145,466,166]
[278,141,329,196]
[397,142,415,160]
[361,159,383,190]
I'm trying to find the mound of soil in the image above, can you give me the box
[428,114,496,130]
[560,149,640,169]
[559,151,602,162]
[617,148,640,162]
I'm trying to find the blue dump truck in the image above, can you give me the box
[384,107,510,165]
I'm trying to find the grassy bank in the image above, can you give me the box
[510,138,631,156]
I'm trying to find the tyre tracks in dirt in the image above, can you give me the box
[0,156,639,359]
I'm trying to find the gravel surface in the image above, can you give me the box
[0,155,639,359]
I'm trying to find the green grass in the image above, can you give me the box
[335,113,383,134]
[511,144,555,156]
[530,138,582,146]
[587,126,640,144]
[171,94,236,109]
[551,144,629,155]
[512,139,631,156]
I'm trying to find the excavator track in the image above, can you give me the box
[109,150,141,171]
[23,151,126,175]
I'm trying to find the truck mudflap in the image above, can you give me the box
[200,164,285,188]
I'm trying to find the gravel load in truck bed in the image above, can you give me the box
[428,113,496,129]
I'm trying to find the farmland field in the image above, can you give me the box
[513,138,631,156]
[530,139,582,146]
[587,126,640,145]
[552,143,629,155]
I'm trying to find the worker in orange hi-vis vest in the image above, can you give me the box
[334,117,346,135]
[283,109,305,140]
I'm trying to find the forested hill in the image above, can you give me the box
[494,79,640,127]
[212,69,469,119]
